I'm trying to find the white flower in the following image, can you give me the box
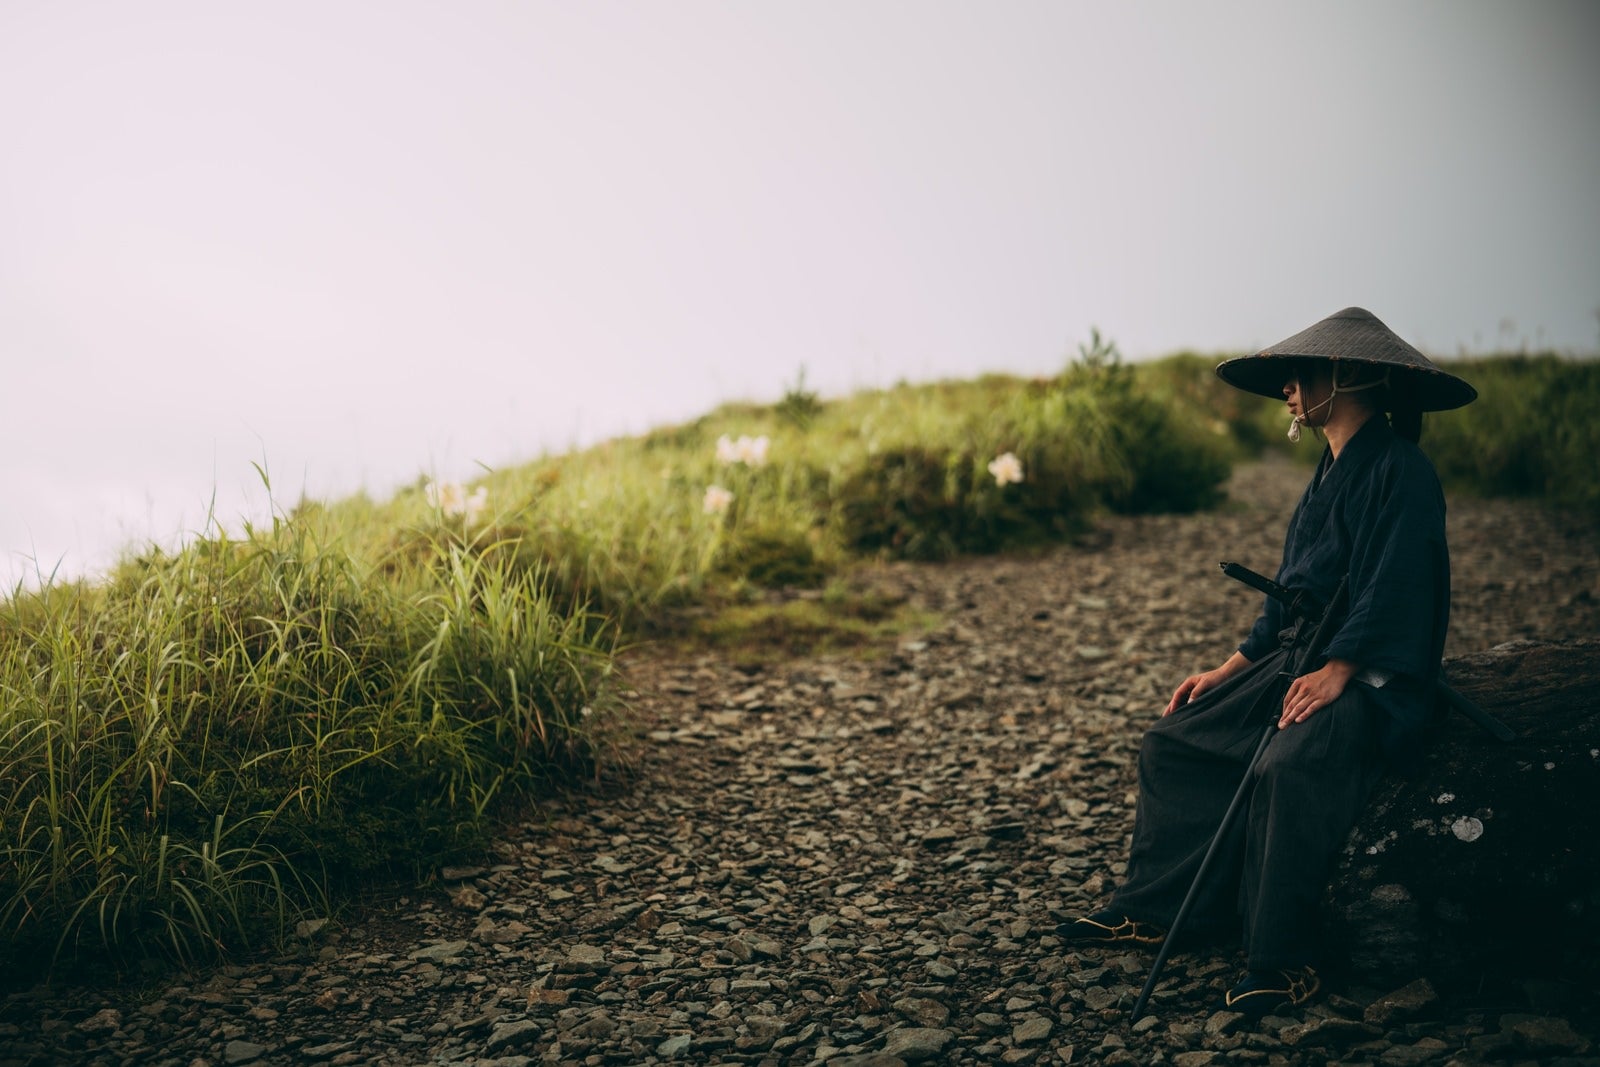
[703,484,734,515]
[987,451,1024,486]
[1450,816,1484,843]
[715,433,771,467]
[425,481,489,524]
[739,434,770,467]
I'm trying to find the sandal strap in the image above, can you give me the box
[1072,914,1165,944]
[1224,966,1321,1009]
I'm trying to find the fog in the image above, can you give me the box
[4,1,1597,585]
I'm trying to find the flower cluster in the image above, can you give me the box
[716,433,770,467]
[987,452,1024,487]
[703,485,734,515]
[426,480,489,524]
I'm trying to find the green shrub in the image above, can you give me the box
[829,393,1107,561]
[1133,351,1286,458]
[1061,341,1234,515]
[775,366,825,429]
[724,535,826,590]
[1104,391,1232,514]
[834,445,993,560]
[826,337,1234,557]
[1425,354,1600,514]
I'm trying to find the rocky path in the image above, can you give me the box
[5,458,1598,1067]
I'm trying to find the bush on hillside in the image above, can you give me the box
[829,336,1234,557]
[833,443,1093,560]
[1062,339,1234,516]
[713,523,828,589]
[1104,392,1232,514]
[1134,351,1287,457]
[1426,355,1600,514]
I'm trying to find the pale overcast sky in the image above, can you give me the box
[3,1,1597,584]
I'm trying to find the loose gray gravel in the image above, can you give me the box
[4,457,1597,1067]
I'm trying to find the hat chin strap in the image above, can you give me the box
[1287,366,1389,443]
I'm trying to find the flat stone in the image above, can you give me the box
[1502,1013,1593,1056]
[75,1008,121,1035]
[1364,977,1438,1027]
[881,1026,954,1062]
[1013,1016,1053,1044]
[526,987,571,1008]
[223,1039,267,1064]
[565,944,607,967]
[1082,986,1120,1012]
[657,1033,692,1058]
[299,1040,355,1060]
[743,1014,785,1045]
[892,996,949,1028]
[409,940,471,962]
[1279,1017,1380,1048]
[483,1019,542,1054]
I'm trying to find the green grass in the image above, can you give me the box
[1,339,1590,980]
[1425,354,1600,514]
[1,509,621,977]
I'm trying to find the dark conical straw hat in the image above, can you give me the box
[1216,307,1477,411]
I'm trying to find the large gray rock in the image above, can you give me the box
[1329,639,1600,990]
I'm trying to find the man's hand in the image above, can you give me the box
[1279,658,1358,728]
[1165,651,1251,716]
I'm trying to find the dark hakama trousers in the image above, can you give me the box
[1109,645,1387,971]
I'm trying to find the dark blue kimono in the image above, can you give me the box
[1239,416,1450,760]
[1110,415,1452,970]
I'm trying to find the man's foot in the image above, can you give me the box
[1221,966,1321,1018]
[1054,910,1166,946]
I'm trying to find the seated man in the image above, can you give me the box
[1059,308,1477,1017]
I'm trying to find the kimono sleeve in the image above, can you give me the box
[1238,590,1285,662]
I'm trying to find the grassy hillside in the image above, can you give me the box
[2,340,1591,976]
